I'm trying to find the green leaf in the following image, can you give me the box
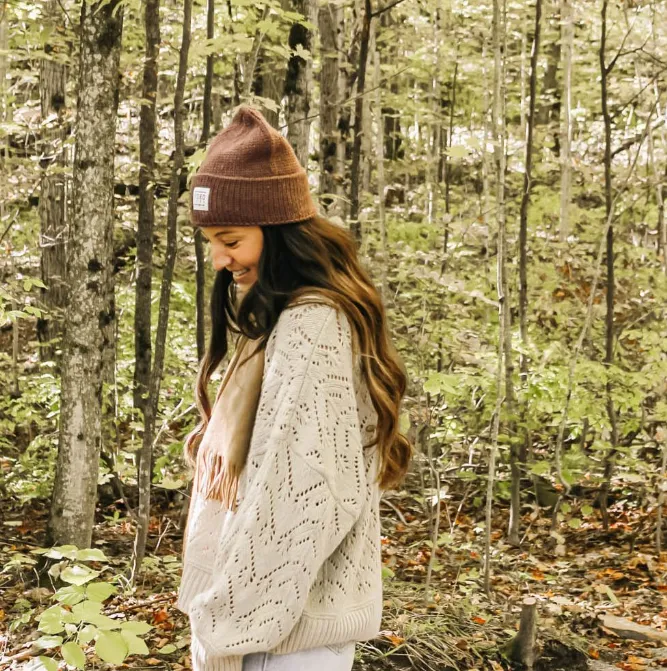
[120,620,153,635]
[61,641,86,670]
[159,477,184,490]
[61,564,100,586]
[381,565,395,579]
[121,631,150,656]
[530,461,550,476]
[75,548,108,562]
[85,612,119,630]
[423,372,459,395]
[35,635,64,649]
[581,505,594,516]
[38,605,68,635]
[158,644,177,654]
[54,585,86,606]
[43,545,78,560]
[95,631,128,665]
[72,600,103,620]
[37,656,59,671]
[399,411,410,434]
[86,582,117,602]
[77,624,97,645]
[568,518,582,529]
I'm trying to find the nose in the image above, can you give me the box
[211,250,233,272]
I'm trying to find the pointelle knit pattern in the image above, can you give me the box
[177,301,383,671]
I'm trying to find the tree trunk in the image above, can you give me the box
[49,0,123,549]
[374,49,387,302]
[195,0,215,363]
[248,11,283,131]
[484,0,507,597]
[285,0,315,168]
[37,0,68,363]
[505,598,538,668]
[134,0,160,440]
[348,0,372,245]
[536,2,561,135]
[132,0,192,577]
[481,39,491,260]
[441,52,457,273]
[559,0,573,242]
[598,0,618,530]
[318,1,343,210]
[510,0,542,547]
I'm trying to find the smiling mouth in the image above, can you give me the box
[231,269,250,279]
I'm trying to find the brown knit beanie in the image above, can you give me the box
[190,105,317,227]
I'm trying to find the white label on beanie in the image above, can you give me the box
[193,187,210,211]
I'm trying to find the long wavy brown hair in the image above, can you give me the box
[184,215,412,490]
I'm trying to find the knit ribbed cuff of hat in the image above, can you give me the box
[191,171,317,227]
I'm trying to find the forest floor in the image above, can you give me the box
[3,480,667,671]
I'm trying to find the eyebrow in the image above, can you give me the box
[214,231,242,240]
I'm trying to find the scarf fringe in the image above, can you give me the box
[193,448,241,512]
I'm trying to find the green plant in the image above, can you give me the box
[20,546,154,670]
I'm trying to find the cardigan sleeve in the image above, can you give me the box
[186,303,366,657]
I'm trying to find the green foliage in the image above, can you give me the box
[16,546,155,669]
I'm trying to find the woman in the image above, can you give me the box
[177,106,412,671]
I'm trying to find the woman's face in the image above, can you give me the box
[199,225,263,287]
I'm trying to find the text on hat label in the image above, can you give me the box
[193,187,210,212]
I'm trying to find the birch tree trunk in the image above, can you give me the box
[38,0,68,363]
[132,0,192,577]
[285,0,316,168]
[49,0,123,548]
[559,0,573,243]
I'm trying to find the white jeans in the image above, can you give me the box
[241,642,356,671]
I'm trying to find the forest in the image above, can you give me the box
[1,0,667,669]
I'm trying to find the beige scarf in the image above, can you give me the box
[192,298,265,511]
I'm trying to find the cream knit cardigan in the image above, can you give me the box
[177,301,383,671]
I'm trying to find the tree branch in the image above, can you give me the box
[371,0,406,19]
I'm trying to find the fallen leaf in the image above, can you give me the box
[152,609,169,624]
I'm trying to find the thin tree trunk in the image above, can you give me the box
[484,0,507,596]
[348,0,372,245]
[481,39,491,262]
[194,0,215,363]
[658,432,667,555]
[598,0,619,529]
[131,0,191,577]
[536,2,561,136]
[441,54,457,273]
[374,49,387,302]
[134,0,160,442]
[559,0,573,243]
[510,0,542,547]
[246,6,282,129]
[49,0,123,548]
[318,1,343,211]
[520,12,527,143]
[285,0,315,168]
[361,24,375,198]
[38,0,68,363]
